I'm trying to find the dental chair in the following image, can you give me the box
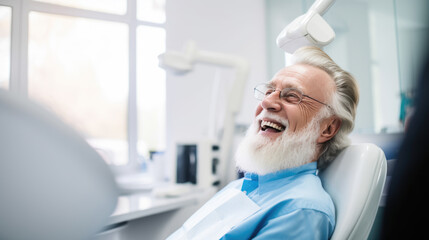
[319,143,387,240]
[0,90,119,240]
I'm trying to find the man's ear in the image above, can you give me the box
[317,116,342,144]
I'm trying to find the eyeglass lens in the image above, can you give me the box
[254,84,303,104]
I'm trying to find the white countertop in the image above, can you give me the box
[106,185,217,226]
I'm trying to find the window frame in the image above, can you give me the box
[0,0,166,170]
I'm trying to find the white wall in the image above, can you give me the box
[395,0,429,93]
[368,0,401,133]
[323,1,376,133]
[265,0,404,134]
[164,0,267,181]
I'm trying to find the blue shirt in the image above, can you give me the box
[220,162,335,240]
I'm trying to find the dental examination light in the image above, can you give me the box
[276,0,336,54]
[159,41,249,188]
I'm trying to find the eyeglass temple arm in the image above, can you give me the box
[303,95,331,108]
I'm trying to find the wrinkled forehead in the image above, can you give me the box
[269,64,335,97]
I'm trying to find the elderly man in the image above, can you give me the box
[168,46,359,240]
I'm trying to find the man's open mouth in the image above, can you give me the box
[260,120,286,132]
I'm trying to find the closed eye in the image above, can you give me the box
[265,89,275,96]
[281,89,302,104]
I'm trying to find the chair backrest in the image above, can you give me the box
[0,90,119,240]
[319,143,387,240]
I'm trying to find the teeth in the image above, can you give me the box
[261,120,284,131]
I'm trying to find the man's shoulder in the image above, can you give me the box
[261,174,335,217]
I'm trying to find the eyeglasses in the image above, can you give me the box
[253,83,331,108]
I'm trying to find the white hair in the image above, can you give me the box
[291,46,360,168]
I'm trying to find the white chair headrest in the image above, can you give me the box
[320,143,387,240]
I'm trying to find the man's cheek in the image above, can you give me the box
[255,104,263,117]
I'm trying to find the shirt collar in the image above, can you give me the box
[242,162,318,194]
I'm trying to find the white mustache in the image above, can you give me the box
[255,110,289,128]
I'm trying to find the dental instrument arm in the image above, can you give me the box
[276,0,336,54]
[159,41,250,187]
[309,0,336,15]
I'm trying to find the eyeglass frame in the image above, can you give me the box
[253,83,332,109]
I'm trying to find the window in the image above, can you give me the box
[33,0,127,15]
[137,26,166,157]
[137,0,165,23]
[1,0,166,167]
[0,5,11,90]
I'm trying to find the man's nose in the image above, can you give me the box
[261,91,282,112]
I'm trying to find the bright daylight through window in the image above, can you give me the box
[3,0,166,167]
[33,0,127,15]
[28,12,130,164]
[0,6,11,90]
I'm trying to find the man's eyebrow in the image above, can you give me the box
[275,82,303,91]
[266,81,275,86]
[268,79,305,92]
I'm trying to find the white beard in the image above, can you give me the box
[235,110,324,175]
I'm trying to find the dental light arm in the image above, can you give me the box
[276,0,336,54]
[309,0,335,15]
[159,41,250,186]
